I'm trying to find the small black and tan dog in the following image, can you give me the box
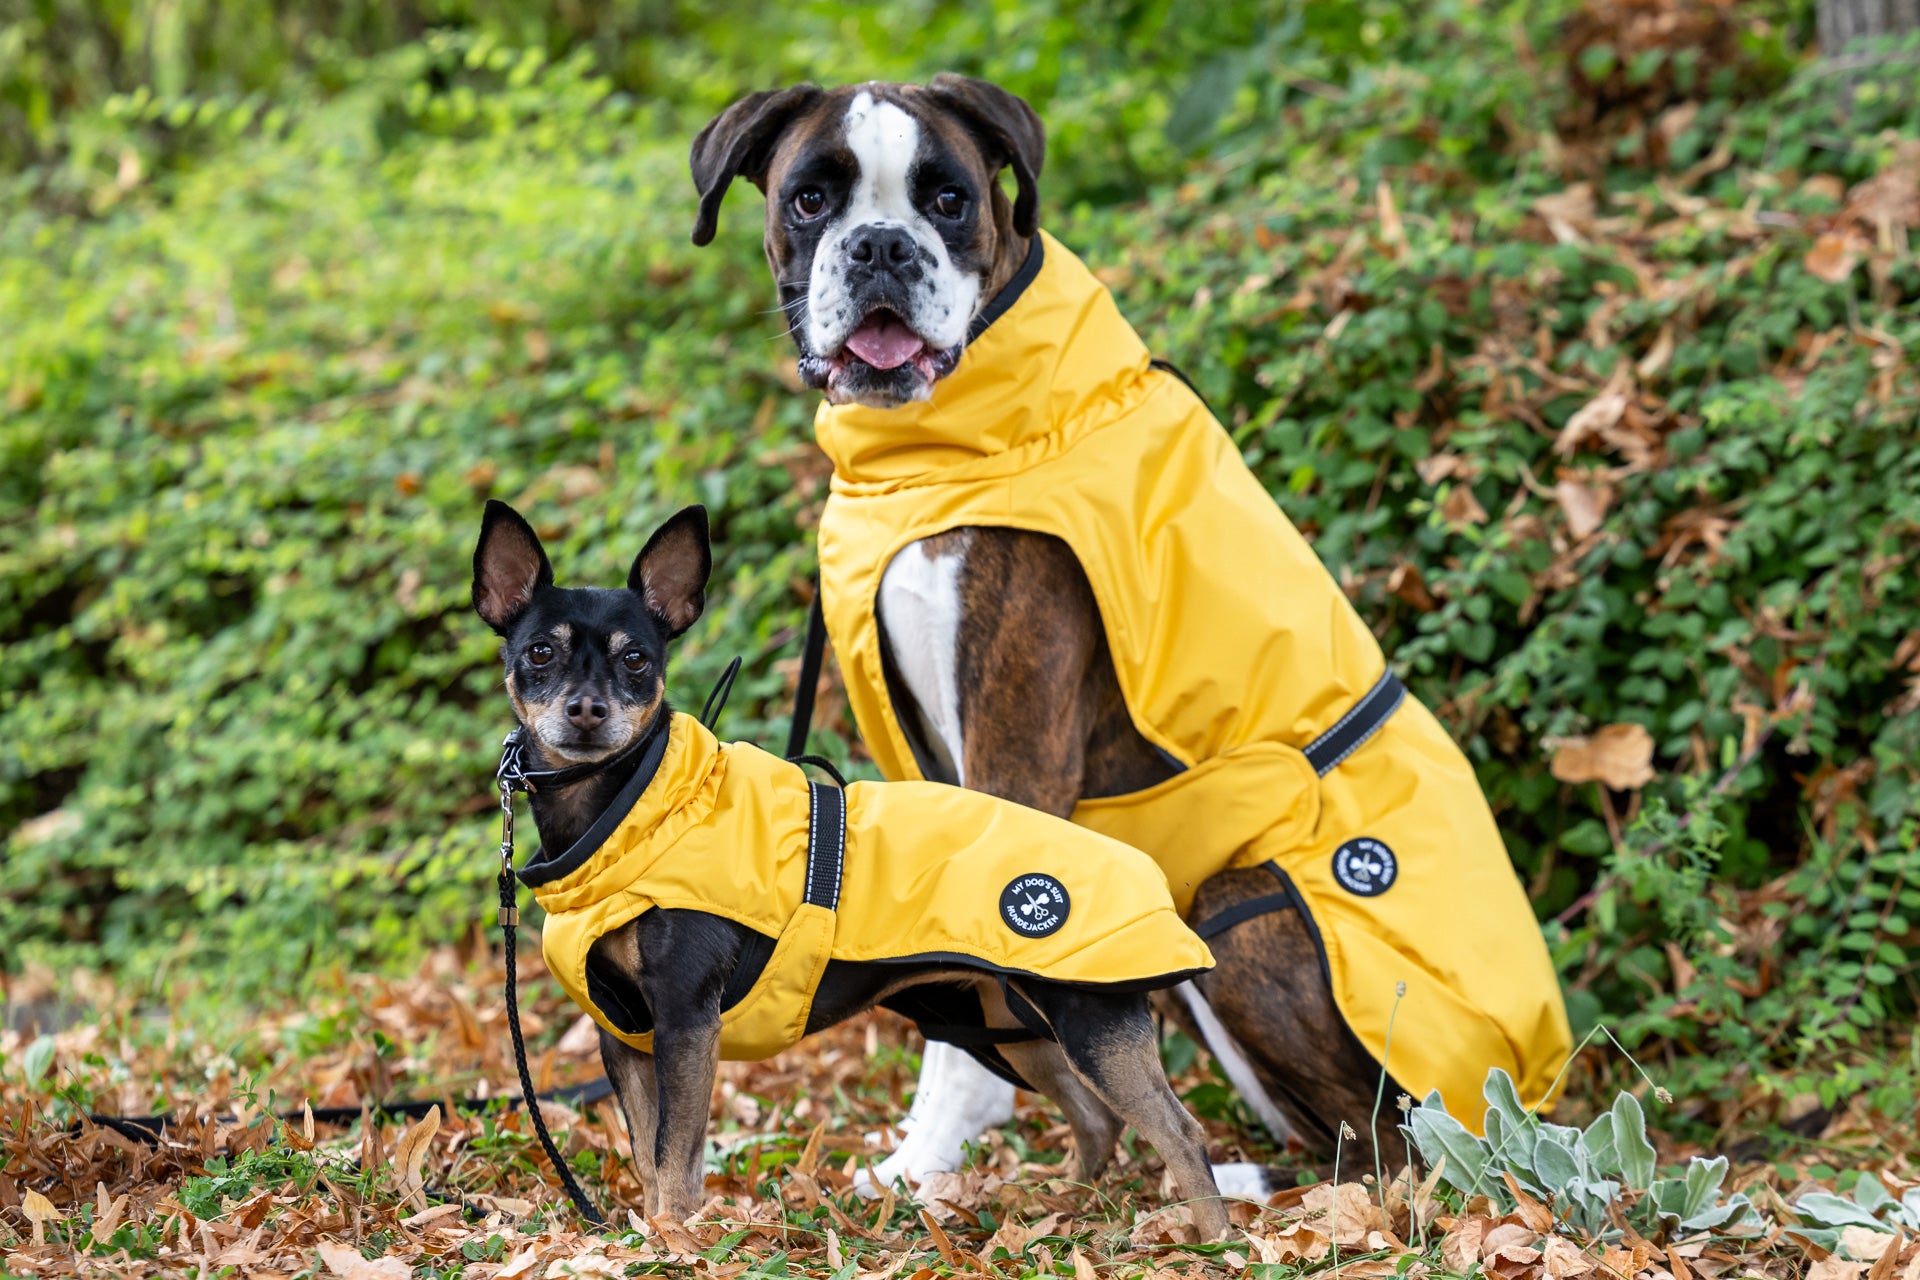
[472,500,1227,1233]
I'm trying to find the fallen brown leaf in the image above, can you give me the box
[1809,1258,1869,1280]
[1544,1235,1598,1278]
[1441,483,1489,529]
[1847,1226,1901,1265]
[1556,474,1615,539]
[1555,392,1630,457]
[21,1188,58,1246]
[1443,1215,1490,1272]
[986,1211,1073,1256]
[1550,723,1656,790]
[1804,233,1863,284]
[389,1104,440,1211]
[317,1240,413,1280]
[1536,184,1597,243]
[1483,1221,1544,1265]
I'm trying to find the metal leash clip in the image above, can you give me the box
[495,729,526,924]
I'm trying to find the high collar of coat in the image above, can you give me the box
[517,711,725,905]
[811,232,1155,491]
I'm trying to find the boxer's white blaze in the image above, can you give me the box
[807,90,977,361]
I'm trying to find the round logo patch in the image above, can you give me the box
[1000,874,1071,937]
[1333,837,1398,897]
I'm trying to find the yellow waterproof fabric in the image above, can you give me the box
[530,712,1214,1061]
[812,231,1571,1125]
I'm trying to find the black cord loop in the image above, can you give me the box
[700,655,743,730]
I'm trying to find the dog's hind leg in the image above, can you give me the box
[1012,982,1227,1241]
[982,985,1123,1183]
[1187,866,1404,1170]
[599,1029,659,1211]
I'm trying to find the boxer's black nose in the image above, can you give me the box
[847,225,916,268]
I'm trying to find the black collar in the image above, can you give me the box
[509,715,675,889]
[966,234,1044,344]
[496,714,665,795]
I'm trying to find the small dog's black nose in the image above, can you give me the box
[847,225,916,267]
[565,696,609,729]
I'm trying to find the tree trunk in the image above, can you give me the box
[1818,0,1920,57]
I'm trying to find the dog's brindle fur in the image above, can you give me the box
[472,501,1227,1231]
[692,78,1401,1165]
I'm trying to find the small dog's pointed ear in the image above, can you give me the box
[689,85,823,246]
[927,74,1045,237]
[473,500,553,633]
[630,505,712,639]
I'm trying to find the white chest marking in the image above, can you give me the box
[878,536,968,785]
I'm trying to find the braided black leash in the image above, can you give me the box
[496,736,607,1228]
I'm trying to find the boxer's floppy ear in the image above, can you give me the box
[689,85,824,246]
[927,74,1046,238]
[474,501,553,633]
[629,505,712,639]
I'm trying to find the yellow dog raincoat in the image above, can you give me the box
[811,232,1571,1124]
[519,712,1213,1068]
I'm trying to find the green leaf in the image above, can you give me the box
[1609,1091,1657,1189]
[22,1035,56,1087]
[1531,1131,1581,1191]
[1404,1100,1491,1199]
[1796,1192,1891,1230]
[1853,1175,1897,1216]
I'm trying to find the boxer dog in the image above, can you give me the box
[688,78,1416,1195]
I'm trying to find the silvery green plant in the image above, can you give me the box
[1793,1176,1920,1256]
[1402,1069,1759,1238]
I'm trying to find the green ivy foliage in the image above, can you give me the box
[3,5,1916,1123]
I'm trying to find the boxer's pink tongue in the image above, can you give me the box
[844,313,925,370]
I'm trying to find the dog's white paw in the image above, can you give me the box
[853,1042,1015,1198]
[1211,1162,1274,1199]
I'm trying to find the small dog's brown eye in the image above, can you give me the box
[622,649,648,674]
[792,188,827,219]
[527,643,554,666]
[933,186,967,218]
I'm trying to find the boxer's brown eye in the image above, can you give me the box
[527,643,554,666]
[933,186,967,218]
[792,188,827,219]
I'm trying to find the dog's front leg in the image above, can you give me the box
[646,1001,720,1221]
[597,1029,659,1211]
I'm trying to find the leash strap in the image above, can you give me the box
[497,772,607,1228]
[803,781,846,910]
[785,587,827,760]
[1302,671,1407,776]
[81,1080,617,1145]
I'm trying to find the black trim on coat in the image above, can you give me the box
[517,717,672,888]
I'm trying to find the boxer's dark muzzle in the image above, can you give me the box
[799,259,964,406]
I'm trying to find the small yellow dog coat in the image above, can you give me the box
[519,712,1214,1062]
[811,232,1571,1125]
